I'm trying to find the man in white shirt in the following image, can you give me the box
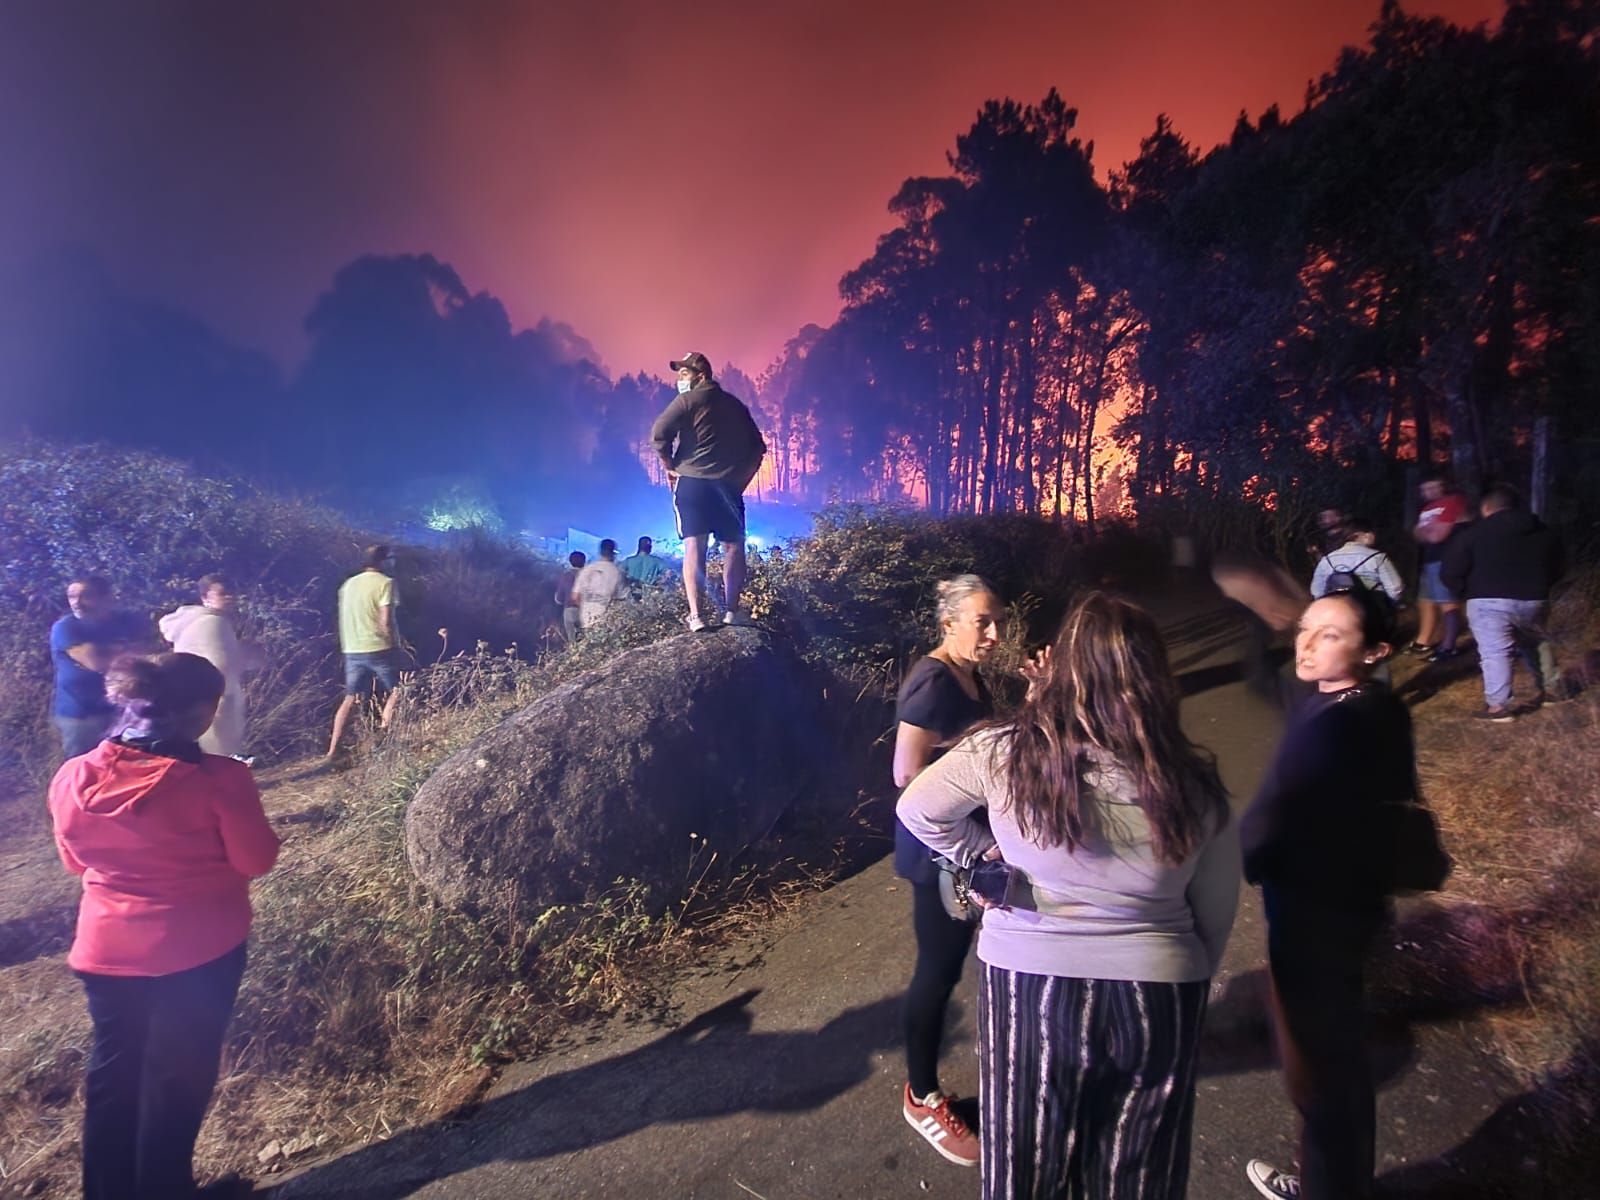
[572,539,628,631]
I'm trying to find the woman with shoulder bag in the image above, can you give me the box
[1240,587,1449,1200]
[899,592,1240,1199]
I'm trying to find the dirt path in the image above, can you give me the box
[269,583,1524,1200]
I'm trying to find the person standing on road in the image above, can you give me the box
[899,592,1239,1199]
[1443,483,1570,721]
[50,652,279,1200]
[650,351,766,631]
[159,574,265,757]
[889,575,1005,1169]
[1310,518,1404,603]
[1240,588,1419,1200]
[1410,473,1469,660]
[50,576,146,759]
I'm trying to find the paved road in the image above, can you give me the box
[272,587,1518,1199]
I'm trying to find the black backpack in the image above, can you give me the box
[1318,550,1383,597]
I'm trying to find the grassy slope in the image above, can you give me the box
[2,572,1597,1197]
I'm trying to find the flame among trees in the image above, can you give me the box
[749,0,1600,536]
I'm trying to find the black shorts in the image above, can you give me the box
[673,475,746,542]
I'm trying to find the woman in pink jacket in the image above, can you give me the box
[49,652,280,1200]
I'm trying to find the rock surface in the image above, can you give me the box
[405,628,842,920]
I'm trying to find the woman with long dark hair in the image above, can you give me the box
[50,652,279,1200]
[1241,588,1421,1200]
[899,592,1239,1199]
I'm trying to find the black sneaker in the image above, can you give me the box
[1471,706,1516,723]
[1246,1159,1301,1199]
[1427,647,1462,663]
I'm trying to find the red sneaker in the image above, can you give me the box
[902,1083,980,1167]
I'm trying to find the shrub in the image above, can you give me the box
[0,440,564,775]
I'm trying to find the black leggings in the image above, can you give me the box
[905,879,977,1098]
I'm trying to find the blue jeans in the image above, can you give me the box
[343,650,403,695]
[55,713,111,758]
[1465,597,1562,709]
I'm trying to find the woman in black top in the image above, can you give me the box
[1240,588,1416,1200]
[891,574,1002,1168]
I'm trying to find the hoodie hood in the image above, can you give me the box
[68,741,189,817]
[1485,507,1540,536]
[158,604,216,643]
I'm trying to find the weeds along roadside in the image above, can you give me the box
[1395,564,1600,1170]
[176,510,1106,1185]
[0,494,1137,1193]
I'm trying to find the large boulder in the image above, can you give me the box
[405,628,842,921]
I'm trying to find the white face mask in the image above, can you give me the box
[676,378,692,394]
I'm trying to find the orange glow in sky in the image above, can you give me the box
[0,0,1503,380]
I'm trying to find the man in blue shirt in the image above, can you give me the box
[50,576,144,757]
[621,536,667,595]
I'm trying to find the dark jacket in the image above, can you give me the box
[1240,684,1414,914]
[649,383,767,487]
[1440,508,1565,602]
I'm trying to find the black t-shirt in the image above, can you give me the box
[893,656,995,882]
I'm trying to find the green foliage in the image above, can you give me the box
[756,502,1146,664]
[0,439,563,774]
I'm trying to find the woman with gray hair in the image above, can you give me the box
[891,573,1003,1168]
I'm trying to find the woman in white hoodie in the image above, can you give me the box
[158,575,263,756]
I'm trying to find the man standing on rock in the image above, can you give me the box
[651,351,767,632]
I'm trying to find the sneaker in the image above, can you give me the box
[1405,642,1436,656]
[1427,647,1463,663]
[722,609,753,627]
[902,1084,980,1167]
[1471,706,1516,723]
[686,615,709,633]
[1246,1159,1301,1199]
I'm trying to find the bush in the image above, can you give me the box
[753,502,1154,666]
[0,440,564,775]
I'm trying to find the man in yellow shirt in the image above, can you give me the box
[326,544,405,758]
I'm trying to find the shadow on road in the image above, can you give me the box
[272,989,906,1199]
[1201,894,1550,1090]
[1378,1038,1600,1198]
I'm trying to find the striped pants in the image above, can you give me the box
[978,963,1209,1200]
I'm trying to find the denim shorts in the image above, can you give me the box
[1417,561,1458,604]
[344,650,403,695]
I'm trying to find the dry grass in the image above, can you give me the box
[1389,566,1600,1167]
[0,643,866,1198]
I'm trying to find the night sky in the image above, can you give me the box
[0,0,1502,381]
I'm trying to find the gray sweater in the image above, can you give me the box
[897,730,1240,983]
